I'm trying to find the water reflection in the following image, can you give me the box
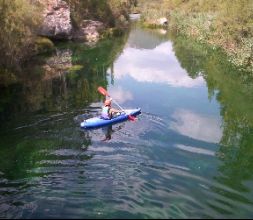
[100,125,126,142]
[107,86,133,104]
[1,22,253,218]
[169,32,253,217]
[127,28,168,49]
[0,34,128,126]
[107,25,253,218]
[170,109,222,143]
[113,41,205,88]
[175,144,215,156]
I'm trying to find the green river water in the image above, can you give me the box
[0,22,253,218]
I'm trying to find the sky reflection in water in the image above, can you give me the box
[107,28,222,144]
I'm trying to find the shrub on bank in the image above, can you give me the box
[138,0,253,73]
[34,37,55,54]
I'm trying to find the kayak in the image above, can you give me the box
[80,108,141,129]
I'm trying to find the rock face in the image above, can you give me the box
[158,17,168,26]
[43,48,73,80]
[39,0,105,42]
[39,0,72,40]
[73,20,105,42]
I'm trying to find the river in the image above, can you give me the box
[0,22,253,218]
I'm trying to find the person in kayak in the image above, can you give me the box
[101,98,122,120]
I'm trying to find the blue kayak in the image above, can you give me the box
[80,108,141,129]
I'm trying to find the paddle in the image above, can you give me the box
[97,86,136,121]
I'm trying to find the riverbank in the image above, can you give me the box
[0,0,133,73]
[136,0,253,73]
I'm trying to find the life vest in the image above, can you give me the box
[101,106,111,119]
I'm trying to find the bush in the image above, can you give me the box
[137,0,253,72]
[34,37,55,54]
[0,0,42,68]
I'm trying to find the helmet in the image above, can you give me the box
[104,99,112,106]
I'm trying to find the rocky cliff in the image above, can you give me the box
[39,0,72,40]
[38,0,105,42]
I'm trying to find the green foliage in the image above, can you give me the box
[68,0,114,26]
[0,0,134,74]
[68,0,132,28]
[0,30,129,120]
[0,0,42,68]
[102,27,125,39]
[68,64,84,72]
[137,0,253,72]
[137,0,169,27]
[171,32,253,134]
[170,34,253,181]
[34,37,55,54]
[0,69,17,87]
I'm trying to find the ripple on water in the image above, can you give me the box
[0,108,250,219]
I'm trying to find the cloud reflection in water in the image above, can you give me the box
[170,109,222,143]
[113,41,205,88]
